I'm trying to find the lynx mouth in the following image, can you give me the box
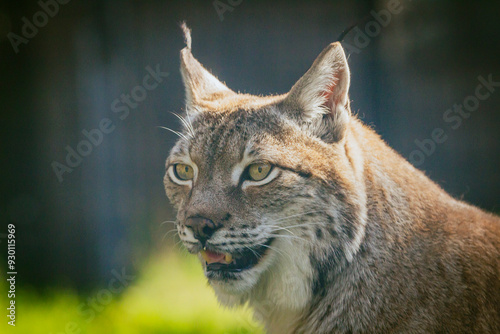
[200,238,274,276]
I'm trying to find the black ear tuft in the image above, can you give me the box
[179,23,234,113]
[180,21,192,50]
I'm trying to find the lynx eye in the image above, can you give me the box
[174,164,194,180]
[248,163,272,181]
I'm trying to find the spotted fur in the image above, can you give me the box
[163,24,500,333]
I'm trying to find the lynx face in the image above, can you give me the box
[164,25,366,299]
[165,109,310,293]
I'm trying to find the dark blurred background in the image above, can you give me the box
[1,0,499,291]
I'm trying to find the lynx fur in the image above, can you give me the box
[164,24,500,333]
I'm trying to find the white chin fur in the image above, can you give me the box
[209,238,313,312]
[209,245,277,298]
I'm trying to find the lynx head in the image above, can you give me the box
[164,24,367,309]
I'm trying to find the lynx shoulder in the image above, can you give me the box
[164,24,500,333]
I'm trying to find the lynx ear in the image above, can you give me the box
[283,42,350,141]
[179,23,234,112]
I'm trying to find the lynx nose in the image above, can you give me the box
[185,216,220,245]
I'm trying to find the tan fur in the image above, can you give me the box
[164,25,500,333]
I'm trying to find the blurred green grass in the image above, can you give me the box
[1,250,264,334]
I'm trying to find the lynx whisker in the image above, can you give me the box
[162,228,180,242]
[255,242,293,262]
[265,224,297,235]
[184,106,195,135]
[160,220,177,226]
[157,126,190,141]
[243,245,262,259]
[170,111,195,138]
[269,233,307,243]
[273,210,325,223]
[275,222,327,230]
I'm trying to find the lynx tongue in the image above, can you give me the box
[200,250,232,264]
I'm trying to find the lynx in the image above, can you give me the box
[163,24,500,333]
